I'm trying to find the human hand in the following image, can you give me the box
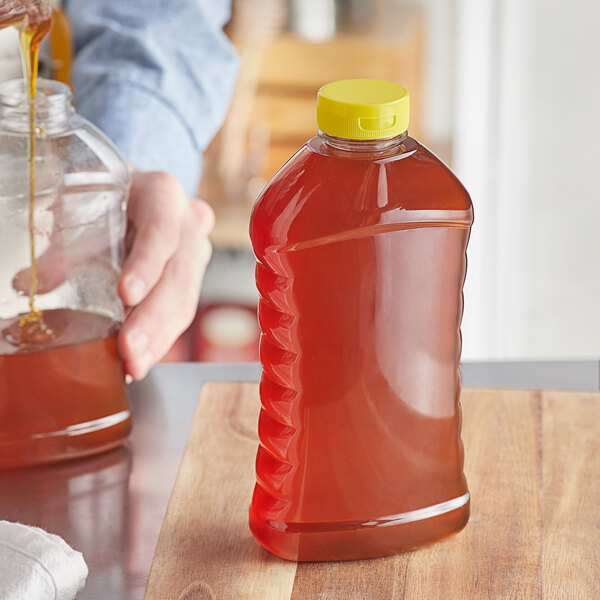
[118,171,214,380]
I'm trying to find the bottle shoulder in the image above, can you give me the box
[0,78,131,191]
[256,135,471,204]
[250,135,472,254]
[72,119,131,186]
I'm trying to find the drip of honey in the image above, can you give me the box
[1,2,53,345]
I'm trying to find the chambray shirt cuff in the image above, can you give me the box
[76,77,201,196]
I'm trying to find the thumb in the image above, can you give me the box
[12,251,71,295]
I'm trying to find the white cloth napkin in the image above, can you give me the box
[0,521,88,600]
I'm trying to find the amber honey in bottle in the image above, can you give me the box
[0,310,130,467]
[249,79,473,561]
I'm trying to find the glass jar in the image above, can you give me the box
[0,77,132,468]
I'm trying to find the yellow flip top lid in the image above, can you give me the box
[317,79,410,140]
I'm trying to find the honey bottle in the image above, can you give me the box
[249,79,473,561]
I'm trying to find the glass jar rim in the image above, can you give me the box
[0,77,72,109]
[0,78,76,136]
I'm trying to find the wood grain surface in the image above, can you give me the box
[144,384,600,600]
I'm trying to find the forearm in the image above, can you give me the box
[63,0,238,195]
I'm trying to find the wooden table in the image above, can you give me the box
[144,383,600,599]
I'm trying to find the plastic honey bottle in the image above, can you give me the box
[249,79,473,561]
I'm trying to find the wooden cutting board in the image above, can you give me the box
[144,383,600,600]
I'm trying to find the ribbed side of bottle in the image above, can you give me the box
[253,254,299,522]
[455,237,470,486]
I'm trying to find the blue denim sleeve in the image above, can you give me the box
[62,0,238,196]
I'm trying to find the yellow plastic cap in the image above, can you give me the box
[317,79,410,140]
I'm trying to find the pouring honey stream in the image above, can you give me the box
[1,1,54,346]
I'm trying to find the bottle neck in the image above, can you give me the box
[319,130,408,152]
[0,78,76,135]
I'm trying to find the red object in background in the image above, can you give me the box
[159,302,260,364]
[192,303,260,362]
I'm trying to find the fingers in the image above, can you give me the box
[118,173,215,379]
[12,200,120,295]
[119,172,185,306]
[13,255,116,299]
[13,254,70,295]
[120,212,213,379]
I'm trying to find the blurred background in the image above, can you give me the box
[198,0,600,364]
[8,0,600,363]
